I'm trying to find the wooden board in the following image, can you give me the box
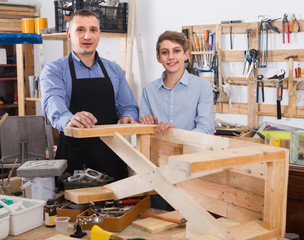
[132,211,184,233]
[64,124,157,138]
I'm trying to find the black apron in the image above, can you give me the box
[55,53,128,181]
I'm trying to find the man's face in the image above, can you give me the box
[67,15,100,57]
[157,40,189,74]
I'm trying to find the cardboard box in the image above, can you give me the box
[55,195,89,222]
[77,195,150,232]
[0,177,22,195]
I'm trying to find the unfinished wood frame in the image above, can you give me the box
[183,20,304,129]
[64,125,289,239]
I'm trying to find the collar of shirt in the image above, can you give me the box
[71,51,99,68]
[157,69,190,89]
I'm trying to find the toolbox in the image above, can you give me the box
[55,195,89,222]
[0,195,44,235]
[76,195,150,232]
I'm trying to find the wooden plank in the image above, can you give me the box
[263,159,288,235]
[169,145,286,174]
[64,186,114,204]
[222,49,304,62]
[125,0,135,87]
[178,178,264,213]
[101,133,232,239]
[152,128,229,152]
[136,134,151,159]
[16,44,24,116]
[287,57,296,117]
[64,124,157,138]
[132,211,183,233]
[24,44,35,115]
[0,10,39,17]
[0,5,35,12]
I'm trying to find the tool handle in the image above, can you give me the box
[282,24,285,44]
[208,33,214,51]
[277,100,282,119]
[204,30,209,49]
[139,212,184,224]
[193,34,200,52]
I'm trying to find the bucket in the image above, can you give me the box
[22,18,35,33]
[35,18,48,34]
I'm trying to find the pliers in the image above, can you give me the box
[282,14,290,44]
[289,14,300,33]
[256,75,264,103]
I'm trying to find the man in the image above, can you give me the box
[140,31,215,134]
[40,9,138,181]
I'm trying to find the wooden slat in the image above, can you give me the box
[136,134,151,159]
[178,178,264,213]
[132,211,183,233]
[64,186,115,204]
[0,10,39,17]
[168,146,286,174]
[16,44,24,116]
[64,124,157,138]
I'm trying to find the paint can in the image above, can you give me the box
[22,18,35,33]
[35,18,48,34]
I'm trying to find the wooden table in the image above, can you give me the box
[6,218,185,240]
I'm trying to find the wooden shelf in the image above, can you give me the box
[0,64,16,67]
[42,31,127,41]
[25,97,40,101]
[0,103,17,109]
[0,77,17,81]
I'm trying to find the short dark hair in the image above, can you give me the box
[69,9,100,26]
[156,31,188,54]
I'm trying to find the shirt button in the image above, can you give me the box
[171,91,174,94]
[170,105,173,108]
[170,120,173,123]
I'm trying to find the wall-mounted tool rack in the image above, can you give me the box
[182,19,304,129]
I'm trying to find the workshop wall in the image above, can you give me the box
[6,0,304,129]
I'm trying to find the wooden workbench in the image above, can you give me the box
[6,222,185,240]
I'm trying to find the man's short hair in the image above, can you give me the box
[156,31,188,54]
[69,9,100,26]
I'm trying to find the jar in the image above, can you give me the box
[44,199,57,227]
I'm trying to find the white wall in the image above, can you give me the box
[9,0,304,129]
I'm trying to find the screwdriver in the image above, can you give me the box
[297,64,302,78]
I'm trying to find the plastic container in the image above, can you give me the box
[0,195,45,235]
[0,207,10,240]
[54,217,70,232]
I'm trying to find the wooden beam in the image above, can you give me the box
[64,186,114,204]
[125,0,135,87]
[16,44,25,116]
[136,134,151,159]
[101,133,233,239]
[168,146,286,174]
[64,124,157,138]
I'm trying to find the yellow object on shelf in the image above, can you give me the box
[35,18,47,34]
[259,131,291,140]
[22,18,35,33]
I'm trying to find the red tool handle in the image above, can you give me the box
[120,200,137,205]
[282,24,285,44]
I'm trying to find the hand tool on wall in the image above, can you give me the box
[204,30,209,68]
[246,49,258,79]
[246,29,252,50]
[258,17,280,68]
[256,75,265,103]
[221,20,242,50]
[282,14,290,44]
[289,14,300,33]
[268,69,286,119]
[208,33,214,67]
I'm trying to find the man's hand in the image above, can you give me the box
[139,114,158,124]
[66,111,97,128]
[156,121,175,132]
[118,116,137,124]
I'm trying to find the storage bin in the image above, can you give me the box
[0,207,10,240]
[0,195,45,235]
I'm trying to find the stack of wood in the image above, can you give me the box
[0,2,38,33]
